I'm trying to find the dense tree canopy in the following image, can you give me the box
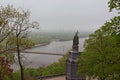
[78,16,120,80]
[78,0,120,79]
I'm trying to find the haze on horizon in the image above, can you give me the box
[0,0,118,32]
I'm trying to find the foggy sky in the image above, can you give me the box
[0,0,118,32]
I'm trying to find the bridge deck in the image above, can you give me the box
[22,51,65,56]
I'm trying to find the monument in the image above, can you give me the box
[66,32,85,80]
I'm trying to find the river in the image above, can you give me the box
[12,37,87,71]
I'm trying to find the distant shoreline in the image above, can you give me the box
[30,37,88,49]
[34,42,50,47]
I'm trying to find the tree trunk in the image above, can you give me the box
[17,36,24,80]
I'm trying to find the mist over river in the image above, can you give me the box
[12,37,87,71]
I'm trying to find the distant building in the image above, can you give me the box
[66,32,85,80]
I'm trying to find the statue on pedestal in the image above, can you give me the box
[66,31,83,80]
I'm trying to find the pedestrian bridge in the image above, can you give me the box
[22,51,65,56]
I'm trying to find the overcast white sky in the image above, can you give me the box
[0,0,118,32]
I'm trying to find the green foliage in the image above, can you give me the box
[5,33,35,51]
[42,62,62,76]
[12,70,36,80]
[0,5,16,43]
[77,16,120,80]
[12,53,68,80]
[108,0,120,12]
[13,71,21,80]
[42,53,68,76]
[24,68,43,77]
[0,5,17,80]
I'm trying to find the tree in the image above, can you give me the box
[0,5,17,80]
[77,16,120,80]
[0,5,39,80]
[78,0,120,79]
[10,7,39,80]
[108,0,120,12]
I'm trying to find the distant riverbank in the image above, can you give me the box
[31,37,88,50]
[30,31,90,45]
[34,42,50,48]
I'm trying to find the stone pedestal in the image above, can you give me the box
[66,51,81,80]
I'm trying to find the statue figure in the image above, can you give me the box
[72,31,79,51]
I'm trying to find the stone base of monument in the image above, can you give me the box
[66,51,85,80]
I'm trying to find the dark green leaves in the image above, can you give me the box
[78,16,120,80]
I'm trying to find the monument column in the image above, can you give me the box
[66,32,85,80]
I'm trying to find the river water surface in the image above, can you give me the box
[12,37,87,70]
